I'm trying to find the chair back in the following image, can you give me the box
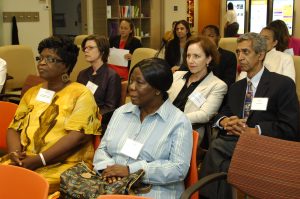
[97,195,151,199]
[293,56,300,101]
[21,75,45,97]
[184,131,199,199]
[0,101,18,151]
[74,34,89,45]
[1,74,45,103]
[0,165,49,199]
[129,48,157,72]
[219,37,237,55]
[0,45,37,91]
[120,81,128,106]
[228,133,300,199]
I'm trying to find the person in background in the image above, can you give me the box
[0,36,101,193]
[93,58,192,199]
[77,34,121,115]
[268,19,294,55]
[238,27,295,82]
[156,21,177,59]
[165,20,192,73]
[168,35,227,140]
[109,19,142,80]
[202,25,237,88]
[162,20,177,44]
[224,2,239,37]
[199,32,299,199]
[0,58,7,93]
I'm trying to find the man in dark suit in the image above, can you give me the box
[202,25,237,88]
[199,32,300,199]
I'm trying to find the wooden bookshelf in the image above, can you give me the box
[93,0,151,47]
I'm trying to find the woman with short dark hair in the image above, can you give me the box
[93,58,193,199]
[77,34,121,115]
[1,35,100,193]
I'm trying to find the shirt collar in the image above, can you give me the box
[122,99,172,122]
[247,66,264,90]
[183,71,191,80]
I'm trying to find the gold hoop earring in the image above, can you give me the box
[155,91,160,96]
[62,73,69,83]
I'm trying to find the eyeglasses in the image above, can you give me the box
[82,46,98,51]
[36,56,64,64]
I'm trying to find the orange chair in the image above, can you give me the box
[0,101,18,152]
[97,195,151,199]
[93,134,101,150]
[184,131,199,199]
[0,164,49,199]
[120,81,128,106]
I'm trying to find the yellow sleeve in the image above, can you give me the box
[64,88,101,135]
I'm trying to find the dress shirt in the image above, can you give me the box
[239,48,295,82]
[0,58,7,93]
[93,99,193,199]
[225,10,237,24]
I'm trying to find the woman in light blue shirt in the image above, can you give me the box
[93,58,193,199]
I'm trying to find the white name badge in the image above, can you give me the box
[251,97,269,111]
[120,138,143,160]
[36,88,55,104]
[188,92,206,108]
[86,81,98,94]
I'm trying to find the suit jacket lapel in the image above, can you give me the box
[234,79,247,118]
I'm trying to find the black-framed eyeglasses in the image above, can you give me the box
[36,56,64,64]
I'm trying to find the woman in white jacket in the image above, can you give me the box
[168,35,228,138]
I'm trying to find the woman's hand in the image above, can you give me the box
[102,164,129,183]
[124,53,132,61]
[171,65,180,73]
[9,151,26,166]
[20,155,42,170]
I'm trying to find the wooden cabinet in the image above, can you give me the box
[93,0,151,47]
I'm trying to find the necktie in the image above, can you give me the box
[243,81,253,119]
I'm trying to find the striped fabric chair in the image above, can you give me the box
[181,133,300,199]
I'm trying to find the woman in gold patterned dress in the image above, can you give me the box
[0,36,101,193]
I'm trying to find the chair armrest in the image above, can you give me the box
[0,93,21,102]
[180,172,227,199]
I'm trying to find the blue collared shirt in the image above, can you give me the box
[93,99,193,199]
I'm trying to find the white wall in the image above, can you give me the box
[0,0,52,56]
[163,0,198,34]
[52,0,81,35]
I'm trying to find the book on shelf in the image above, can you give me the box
[134,6,139,17]
[119,5,139,18]
[107,5,111,18]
